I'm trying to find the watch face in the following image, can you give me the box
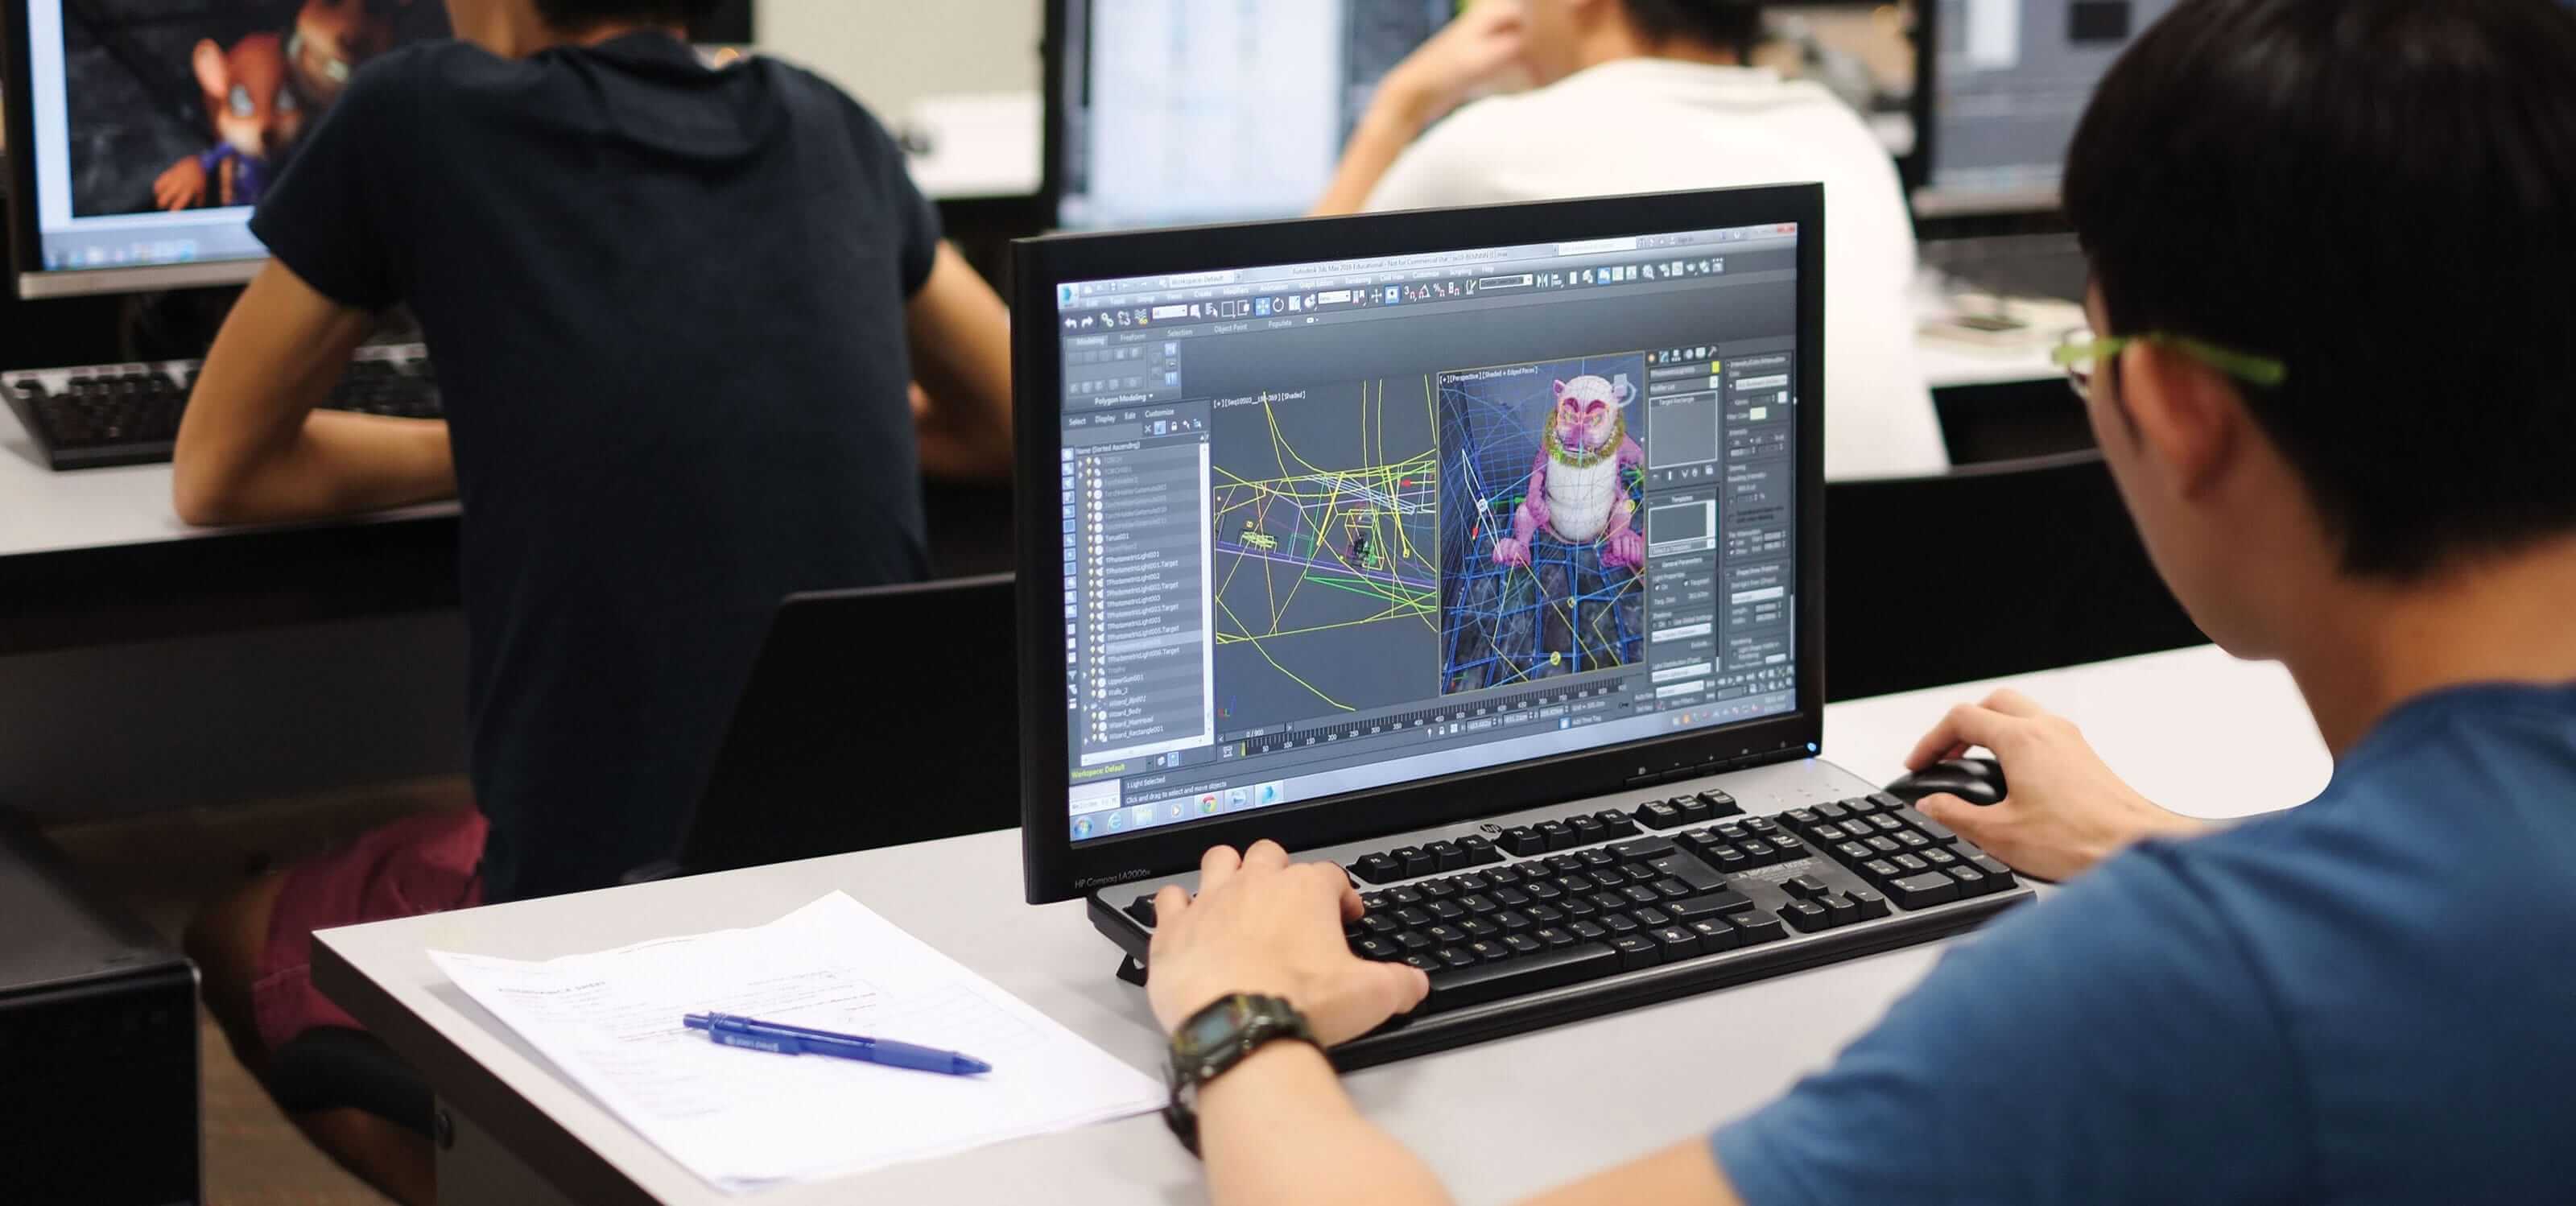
[1183,997,1249,1051]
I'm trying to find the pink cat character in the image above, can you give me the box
[1492,373,1647,571]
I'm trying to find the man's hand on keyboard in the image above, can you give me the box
[1147,840,1431,1046]
[1905,688,2209,882]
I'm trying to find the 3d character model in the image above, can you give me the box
[285,0,418,109]
[153,33,301,210]
[1492,373,1645,570]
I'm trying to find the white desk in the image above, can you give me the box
[316,644,2327,1206]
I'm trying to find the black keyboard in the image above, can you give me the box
[2,346,441,471]
[1922,233,2091,304]
[1093,788,2030,1068]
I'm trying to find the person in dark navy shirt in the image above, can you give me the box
[170,1,1012,1200]
[1135,3,2576,1204]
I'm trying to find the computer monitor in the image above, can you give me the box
[2,0,448,299]
[1046,0,1452,230]
[1013,185,1826,902]
[1911,0,2175,217]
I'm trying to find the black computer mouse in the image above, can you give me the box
[1883,756,2008,807]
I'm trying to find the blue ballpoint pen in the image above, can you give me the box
[681,1012,993,1076]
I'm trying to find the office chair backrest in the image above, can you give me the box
[679,573,1019,875]
[1823,451,2205,701]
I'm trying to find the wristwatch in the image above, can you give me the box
[1163,993,1318,1156]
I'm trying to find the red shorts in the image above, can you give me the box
[251,810,489,1056]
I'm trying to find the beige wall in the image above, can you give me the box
[755,0,1046,122]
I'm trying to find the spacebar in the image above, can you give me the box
[1422,944,1622,1012]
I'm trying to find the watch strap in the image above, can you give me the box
[1163,994,1318,1157]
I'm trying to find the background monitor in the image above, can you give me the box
[1013,186,1827,902]
[1911,0,2175,217]
[2,0,450,299]
[1047,0,1451,231]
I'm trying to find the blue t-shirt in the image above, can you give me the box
[1714,683,2576,1204]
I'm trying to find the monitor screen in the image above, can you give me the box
[1051,0,1451,230]
[1918,0,2174,212]
[4,0,448,297]
[1048,217,1806,845]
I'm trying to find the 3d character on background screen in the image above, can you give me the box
[1493,373,1645,571]
[152,0,419,211]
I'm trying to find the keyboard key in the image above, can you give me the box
[1424,923,1467,945]
[1587,865,1630,889]
[1889,873,1961,909]
[1458,894,1499,915]
[1868,815,1905,835]
[1842,795,1882,816]
[1645,852,1728,893]
[1420,878,1460,899]
[1922,847,1960,869]
[1698,790,1742,817]
[1500,826,1545,856]
[1895,807,1955,842]
[1388,886,1426,907]
[1429,900,1467,922]
[1588,891,1628,914]
[1731,911,1788,943]
[1835,841,1876,864]
[1715,823,1750,844]
[1394,846,1433,876]
[1459,918,1501,939]
[1868,791,1907,812]
[1579,849,1617,869]
[1896,830,1934,851]
[1651,877,1695,901]
[1745,816,1781,836]
[1782,807,1822,832]
[1649,925,1703,960]
[1503,933,1542,956]
[1891,853,1930,875]
[1782,874,1830,900]
[1688,919,1742,951]
[1769,833,1806,858]
[1426,840,1466,871]
[1665,890,1754,920]
[1845,887,1891,919]
[1967,853,2017,890]
[1404,954,1442,973]
[1458,835,1501,865]
[1706,846,1749,873]
[1466,939,1512,962]
[1486,865,1525,887]
[1611,934,1661,969]
[1525,903,1566,924]
[1356,936,1404,959]
[1673,795,1715,824]
[1813,801,1851,823]
[1422,942,1620,1011]
[1620,885,1662,907]
[1494,910,1533,934]
[1821,894,1860,927]
[1865,836,1902,856]
[1781,900,1831,932]
[1521,881,1563,902]
[1600,912,1641,935]
[1360,913,1399,935]
[1534,926,1575,948]
[1950,865,1992,895]
[1634,801,1684,828]
[1632,906,1673,927]
[1454,873,1490,893]
[1739,839,1776,863]
[1396,931,1433,952]
[1561,895,1599,918]
[1439,947,1477,969]
[1594,809,1640,837]
[1545,854,1584,875]
[1611,836,1678,861]
[1811,823,1848,844]
[1554,874,1593,895]
[1393,906,1433,927]
[1355,855,1401,884]
[1494,886,1531,907]
[1860,858,1901,882]
[1568,816,1605,845]
[1538,820,1575,850]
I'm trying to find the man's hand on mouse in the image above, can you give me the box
[1146,840,1430,1046]
[1905,689,2208,882]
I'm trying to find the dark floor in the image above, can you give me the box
[43,777,478,1206]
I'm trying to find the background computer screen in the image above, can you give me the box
[1051,221,1804,843]
[1051,0,1451,230]
[6,0,448,296]
[1922,0,2174,205]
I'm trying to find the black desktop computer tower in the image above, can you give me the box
[0,817,200,1204]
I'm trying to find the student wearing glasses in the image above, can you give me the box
[1154,2,2576,1202]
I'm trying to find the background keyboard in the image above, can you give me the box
[1094,787,2031,1068]
[1922,232,2090,304]
[2,345,441,471]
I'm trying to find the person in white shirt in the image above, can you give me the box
[1319,0,1945,480]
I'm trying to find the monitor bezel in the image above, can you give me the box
[1013,185,1831,905]
[1906,0,2068,221]
[0,0,270,299]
